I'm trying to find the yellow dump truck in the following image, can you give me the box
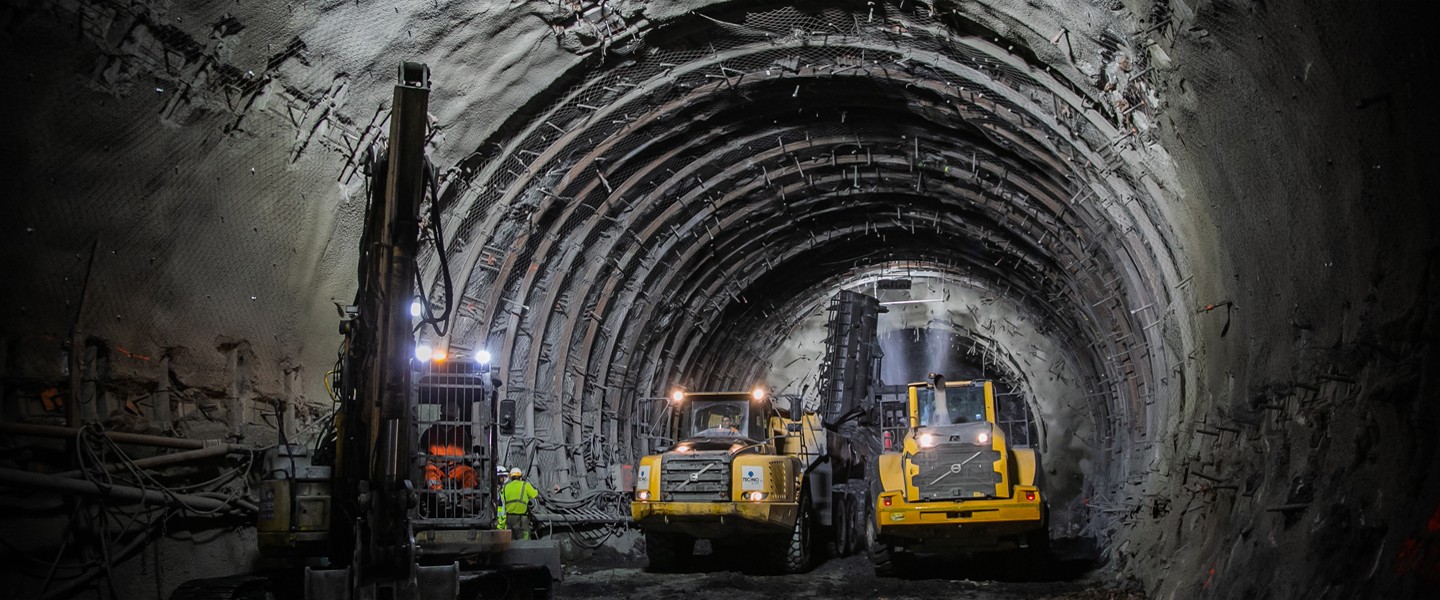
[869,376,1046,575]
[631,389,870,573]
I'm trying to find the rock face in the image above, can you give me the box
[1,1,1436,598]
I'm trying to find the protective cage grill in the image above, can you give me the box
[912,444,1001,501]
[412,361,498,528]
[660,453,731,502]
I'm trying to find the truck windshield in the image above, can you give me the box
[687,399,758,440]
[916,385,986,426]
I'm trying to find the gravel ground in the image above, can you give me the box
[556,546,1141,600]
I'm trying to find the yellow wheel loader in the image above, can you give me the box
[869,375,1047,575]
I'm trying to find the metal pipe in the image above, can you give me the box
[0,467,250,513]
[52,444,234,479]
[0,421,232,450]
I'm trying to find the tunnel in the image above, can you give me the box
[0,0,1436,599]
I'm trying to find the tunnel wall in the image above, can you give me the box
[1119,1,1440,597]
[0,1,1436,598]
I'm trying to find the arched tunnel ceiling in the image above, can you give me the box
[2,0,1437,598]
[420,5,1182,533]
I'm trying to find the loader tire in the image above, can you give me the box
[645,531,694,572]
[867,516,898,577]
[777,499,813,573]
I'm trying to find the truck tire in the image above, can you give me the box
[849,491,870,556]
[777,499,812,573]
[645,531,694,572]
[830,493,851,557]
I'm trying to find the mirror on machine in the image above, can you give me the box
[498,398,516,436]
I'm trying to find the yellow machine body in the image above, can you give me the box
[630,400,822,537]
[872,380,1045,553]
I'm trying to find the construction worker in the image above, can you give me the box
[502,467,540,540]
[494,466,509,529]
[419,401,477,493]
[700,413,741,436]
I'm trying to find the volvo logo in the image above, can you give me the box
[949,463,964,473]
[689,473,700,481]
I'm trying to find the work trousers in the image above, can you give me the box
[508,513,534,540]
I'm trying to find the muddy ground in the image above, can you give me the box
[554,541,1140,600]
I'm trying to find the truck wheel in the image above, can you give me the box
[848,490,871,556]
[645,531,694,572]
[778,500,812,573]
[830,494,851,557]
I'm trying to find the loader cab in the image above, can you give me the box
[905,378,1007,501]
[913,381,991,426]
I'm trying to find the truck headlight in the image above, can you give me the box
[636,490,651,501]
[744,491,768,501]
[918,433,937,448]
[977,432,990,444]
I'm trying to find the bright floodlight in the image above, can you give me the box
[476,350,493,364]
[410,299,423,318]
[751,387,765,400]
[415,344,433,362]
[671,390,685,403]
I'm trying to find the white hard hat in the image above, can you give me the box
[496,465,507,475]
[509,468,523,478]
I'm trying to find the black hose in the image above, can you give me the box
[414,159,454,337]
[38,512,169,600]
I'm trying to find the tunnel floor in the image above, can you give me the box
[554,542,1127,600]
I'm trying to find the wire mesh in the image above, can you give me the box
[424,1,1161,504]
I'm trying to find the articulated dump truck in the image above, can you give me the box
[630,389,870,573]
[631,291,883,573]
[869,375,1047,575]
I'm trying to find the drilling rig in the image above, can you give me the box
[171,62,560,600]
